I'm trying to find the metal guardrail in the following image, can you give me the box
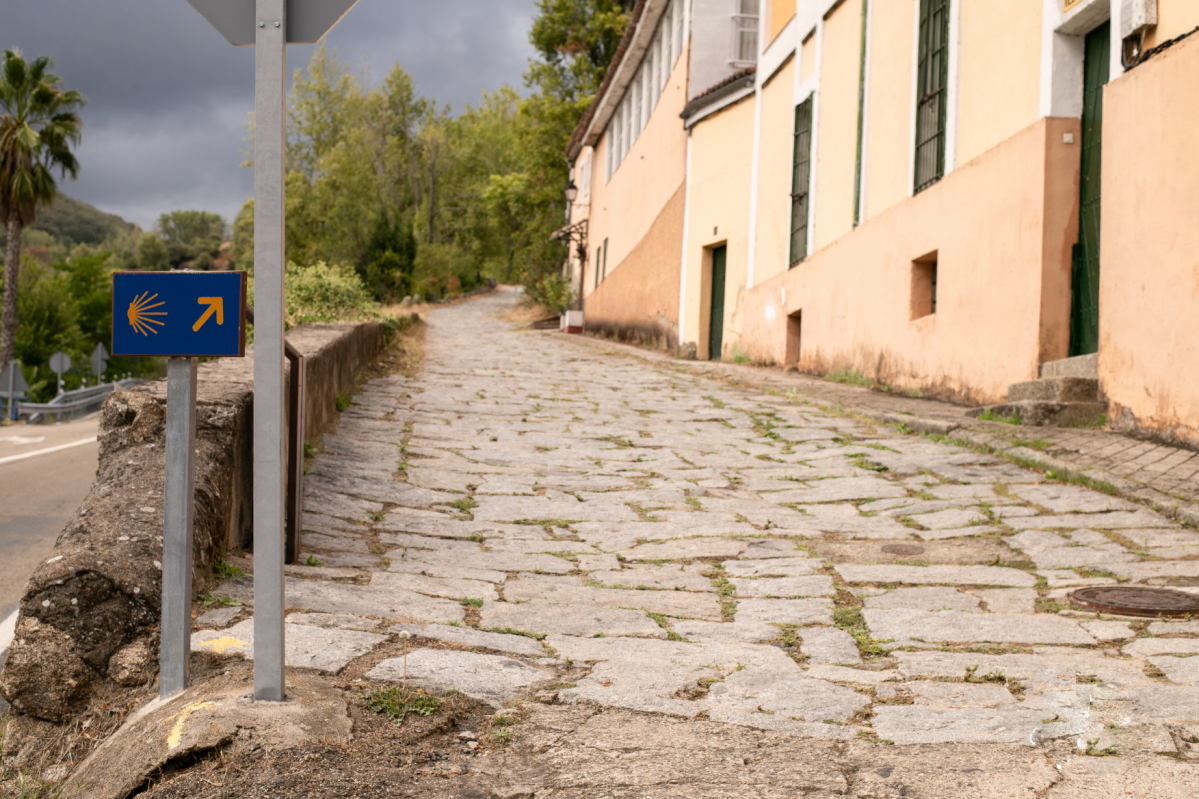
[19,379,146,424]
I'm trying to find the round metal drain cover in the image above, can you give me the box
[1068,586,1199,618]
[882,544,926,557]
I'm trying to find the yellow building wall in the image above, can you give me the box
[740,117,1080,403]
[582,40,690,299]
[681,96,757,358]
[812,0,862,251]
[1099,34,1199,444]
[770,0,796,44]
[955,0,1042,167]
[752,56,797,287]
[801,32,816,81]
[1144,0,1199,49]
[862,0,914,219]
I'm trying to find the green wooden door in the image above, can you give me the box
[1070,21,1109,356]
[709,246,727,361]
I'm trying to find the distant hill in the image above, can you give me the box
[28,194,139,246]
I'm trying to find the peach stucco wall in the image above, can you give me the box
[955,0,1043,167]
[740,118,1080,404]
[752,56,797,288]
[681,95,757,358]
[1144,0,1199,49]
[1099,34,1199,443]
[770,0,796,44]
[812,0,862,251]
[584,183,687,347]
[582,39,690,298]
[862,0,915,220]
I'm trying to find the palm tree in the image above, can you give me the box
[0,49,83,371]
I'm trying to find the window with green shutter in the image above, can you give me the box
[914,0,949,193]
[789,97,814,267]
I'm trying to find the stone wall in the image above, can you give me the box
[0,321,383,722]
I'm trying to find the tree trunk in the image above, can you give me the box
[427,157,437,245]
[0,210,22,371]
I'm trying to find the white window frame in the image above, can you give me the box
[731,0,760,67]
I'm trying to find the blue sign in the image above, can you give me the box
[112,272,247,358]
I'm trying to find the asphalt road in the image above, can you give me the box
[0,415,100,709]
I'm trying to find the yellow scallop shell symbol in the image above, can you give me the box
[127,291,167,336]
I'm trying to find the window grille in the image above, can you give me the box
[914,0,949,193]
[789,97,814,267]
[675,0,685,61]
[733,0,760,64]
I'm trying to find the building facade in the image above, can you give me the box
[566,0,1199,443]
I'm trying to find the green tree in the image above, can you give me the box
[0,49,83,371]
[136,231,169,270]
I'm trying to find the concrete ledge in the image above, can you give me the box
[0,321,384,723]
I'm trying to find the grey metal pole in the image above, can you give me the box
[161,357,198,697]
[253,0,288,702]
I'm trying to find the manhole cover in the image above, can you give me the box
[882,544,925,557]
[1068,586,1199,618]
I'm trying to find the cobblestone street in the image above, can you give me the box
[194,288,1199,796]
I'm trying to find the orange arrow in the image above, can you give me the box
[193,297,225,332]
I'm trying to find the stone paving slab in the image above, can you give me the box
[479,602,667,638]
[671,620,779,644]
[836,564,1037,587]
[386,558,507,584]
[1004,510,1176,530]
[285,612,385,631]
[366,649,551,708]
[863,608,1096,645]
[284,577,465,623]
[872,706,1044,745]
[399,548,577,575]
[973,588,1037,614]
[619,538,752,561]
[591,568,715,592]
[906,681,1017,707]
[191,620,385,674]
[388,622,546,657]
[734,598,833,625]
[864,587,982,612]
[730,576,835,597]
[371,571,499,602]
[722,557,822,576]
[503,576,723,620]
[894,651,1152,685]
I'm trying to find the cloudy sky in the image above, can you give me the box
[5,0,537,230]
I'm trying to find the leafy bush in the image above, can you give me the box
[247,261,382,330]
[525,272,576,314]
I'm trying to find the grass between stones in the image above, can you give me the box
[646,612,684,641]
[707,565,739,618]
[366,686,444,726]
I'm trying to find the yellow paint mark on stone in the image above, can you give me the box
[198,635,246,654]
[167,701,218,750]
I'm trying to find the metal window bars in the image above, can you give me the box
[790,97,814,267]
[914,0,949,194]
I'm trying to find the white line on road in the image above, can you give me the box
[0,609,17,655]
[0,437,97,467]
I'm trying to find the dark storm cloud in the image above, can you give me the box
[4,0,536,228]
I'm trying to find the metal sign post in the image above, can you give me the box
[185,0,358,703]
[49,352,71,396]
[0,361,30,422]
[90,342,110,381]
[113,270,247,698]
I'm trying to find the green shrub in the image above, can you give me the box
[250,261,382,330]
